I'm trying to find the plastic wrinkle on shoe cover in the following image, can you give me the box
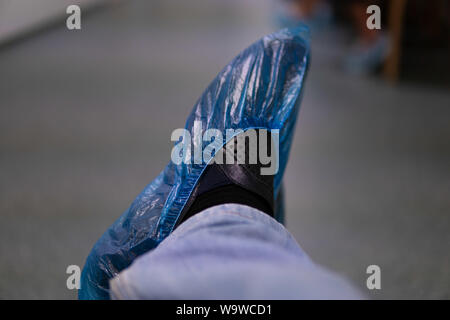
[79,27,310,299]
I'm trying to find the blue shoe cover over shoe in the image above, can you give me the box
[79,27,310,299]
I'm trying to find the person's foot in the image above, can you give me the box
[276,0,333,33]
[173,128,276,229]
[344,32,390,75]
[80,27,310,299]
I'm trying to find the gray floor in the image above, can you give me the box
[0,0,449,299]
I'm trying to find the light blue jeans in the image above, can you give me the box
[110,204,363,299]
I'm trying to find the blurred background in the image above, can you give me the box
[0,0,449,299]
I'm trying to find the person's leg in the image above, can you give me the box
[344,0,391,74]
[110,204,363,299]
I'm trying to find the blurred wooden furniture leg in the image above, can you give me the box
[384,0,408,83]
